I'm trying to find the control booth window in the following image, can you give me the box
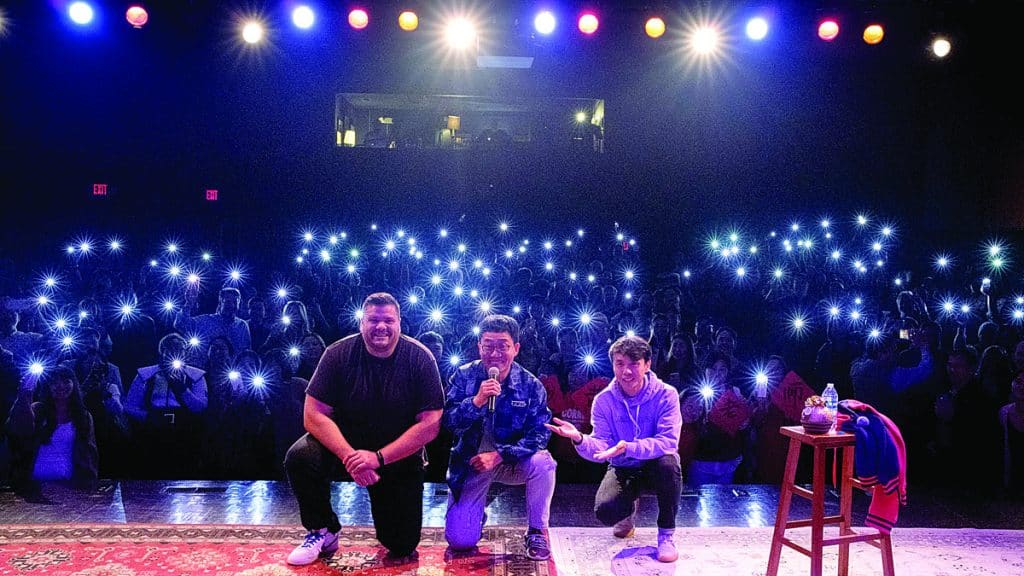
[335,93,604,153]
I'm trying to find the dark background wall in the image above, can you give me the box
[0,0,1020,272]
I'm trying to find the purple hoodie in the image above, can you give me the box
[576,371,682,468]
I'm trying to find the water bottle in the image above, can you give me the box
[822,383,839,433]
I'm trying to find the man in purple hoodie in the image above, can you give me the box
[546,335,682,563]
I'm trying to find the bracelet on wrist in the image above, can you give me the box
[376,450,386,468]
[572,433,584,446]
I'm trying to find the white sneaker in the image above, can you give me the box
[657,531,678,563]
[612,500,638,538]
[287,528,339,566]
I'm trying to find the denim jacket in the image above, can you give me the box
[444,360,551,498]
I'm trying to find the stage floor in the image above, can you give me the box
[2,481,1021,529]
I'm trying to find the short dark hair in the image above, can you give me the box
[363,292,400,315]
[219,287,241,300]
[479,314,520,343]
[417,331,443,347]
[158,333,186,355]
[609,335,652,362]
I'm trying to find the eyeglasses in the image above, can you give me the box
[480,342,512,355]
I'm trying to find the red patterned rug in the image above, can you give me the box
[0,525,556,575]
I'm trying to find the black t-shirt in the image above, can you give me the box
[306,334,444,458]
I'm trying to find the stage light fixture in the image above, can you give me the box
[863,24,884,45]
[348,9,369,30]
[746,17,768,40]
[534,11,556,35]
[242,21,264,44]
[690,25,719,55]
[69,2,95,25]
[578,13,598,35]
[445,18,476,50]
[818,19,839,41]
[398,11,418,31]
[932,37,951,58]
[292,6,315,29]
[645,17,665,39]
[126,5,148,28]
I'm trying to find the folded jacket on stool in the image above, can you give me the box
[838,399,907,534]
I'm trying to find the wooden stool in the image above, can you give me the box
[765,425,895,576]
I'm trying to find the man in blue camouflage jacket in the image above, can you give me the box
[443,314,556,561]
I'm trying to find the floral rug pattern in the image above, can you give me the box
[3,525,1022,575]
[0,525,554,576]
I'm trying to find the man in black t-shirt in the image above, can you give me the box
[285,293,444,566]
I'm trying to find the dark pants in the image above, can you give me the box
[285,433,424,556]
[594,453,682,530]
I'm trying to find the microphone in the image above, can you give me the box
[487,367,499,412]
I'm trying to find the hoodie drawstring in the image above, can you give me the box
[620,397,642,438]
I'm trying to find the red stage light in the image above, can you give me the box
[126,5,148,28]
[348,9,369,30]
[578,13,599,35]
[818,19,839,41]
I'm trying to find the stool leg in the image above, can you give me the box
[838,445,854,576]
[811,445,825,576]
[766,437,801,576]
[880,533,895,576]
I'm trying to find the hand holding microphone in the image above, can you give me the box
[476,366,501,412]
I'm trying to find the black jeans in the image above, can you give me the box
[594,453,682,530]
[285,433,425,556]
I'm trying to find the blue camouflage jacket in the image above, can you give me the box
[444,360,552,499]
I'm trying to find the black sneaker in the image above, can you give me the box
[382,549,419,566]
[524,531,551,561]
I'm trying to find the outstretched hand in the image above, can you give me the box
[545,417,581,442]
[594,440,627,461]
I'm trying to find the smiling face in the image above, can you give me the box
[478,331,520,381]
[360,303,401,358]
[49,374,75,401]
[612,352,651,396]
[670,336,691,363]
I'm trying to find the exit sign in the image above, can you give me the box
[205,189,218,201]
[93,183,108,196]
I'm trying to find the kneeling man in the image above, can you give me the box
[547,335,682,563]
[444,314,557,561]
